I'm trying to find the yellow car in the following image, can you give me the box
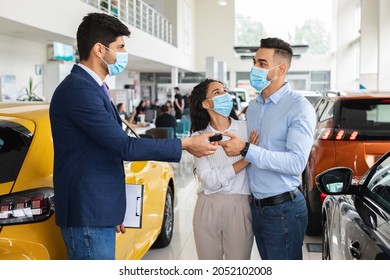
[0,103,175,260]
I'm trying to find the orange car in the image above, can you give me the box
[302,91,390,235]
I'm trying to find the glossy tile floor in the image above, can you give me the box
[143,151,322,260]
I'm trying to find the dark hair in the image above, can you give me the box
[260,37,292,66]
[160,104,169,113]
[189,78,238,133]
[174,87,180,91]
[77,12,131,61]
[116,102,123,111]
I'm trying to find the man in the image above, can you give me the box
[151,98,161,118]
[49,12,217,260]
[173,86,184,119]
[150,98,161,110]
[219,37,316,260]
[116,102,131,121]
[155,104,177,136]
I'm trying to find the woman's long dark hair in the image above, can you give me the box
[189,78,237,133]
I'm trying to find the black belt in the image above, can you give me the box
[251,189,298,208]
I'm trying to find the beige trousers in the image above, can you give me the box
[193,192,253,260]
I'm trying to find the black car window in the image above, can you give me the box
[314,98,327,119]
[0,121,32,184]
[319,100,334,122]
[366,156,390,213]
[338,99,390,130]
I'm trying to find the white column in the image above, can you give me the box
[336,0,360,90]
[378,0,390,90]
[205,56,217,79]
[360,0,379,90]
[217,61,227,85]
[171,67,179,102]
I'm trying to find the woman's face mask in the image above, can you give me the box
[207,93,233,117]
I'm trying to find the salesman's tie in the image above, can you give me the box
[101,82,110,99]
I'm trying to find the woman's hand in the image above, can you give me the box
[249,130,259,145]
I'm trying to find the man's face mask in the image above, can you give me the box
[249,64,280,93]
[100,45,128,76]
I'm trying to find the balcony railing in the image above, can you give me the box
[81,0,172,44]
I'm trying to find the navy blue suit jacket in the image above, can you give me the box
[50,65,182,227]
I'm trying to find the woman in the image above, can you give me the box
[134,100,146,123]
[189,78,258,260]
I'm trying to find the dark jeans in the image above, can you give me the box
[251,191,308,260]
[61,226,116,260]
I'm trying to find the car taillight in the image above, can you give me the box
[318,128,359,141]
[0,187,54,225]
[320,192,327,203]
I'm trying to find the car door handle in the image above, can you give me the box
[349,241,362,259]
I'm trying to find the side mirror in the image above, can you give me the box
[315,167,353,195]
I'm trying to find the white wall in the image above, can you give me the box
[378,0,390,91]
[0,34,47,100]
[336,0,360,90]
[0,0,198,92]
[0,0,89,41]
[360,0,379,90]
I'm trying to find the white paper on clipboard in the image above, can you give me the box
[123,184,144,228]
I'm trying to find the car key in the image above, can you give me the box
[209,133,223,142]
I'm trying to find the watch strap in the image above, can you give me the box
[240,142,250,157]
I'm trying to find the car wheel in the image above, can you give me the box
[152,186,174,248]
[322,219,330,260]
[302,170,322,236]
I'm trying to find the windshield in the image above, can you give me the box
[335,98,390,140]
[0,121,32,183]
[338,99,390,130]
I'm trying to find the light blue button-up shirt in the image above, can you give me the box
[245,83,316,199]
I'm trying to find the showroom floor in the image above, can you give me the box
[142,151,322,260]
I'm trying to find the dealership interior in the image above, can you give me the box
[1,0,390,261]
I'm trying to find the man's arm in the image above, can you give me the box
[181,132,218,157]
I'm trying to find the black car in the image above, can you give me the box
[316,150,390,260]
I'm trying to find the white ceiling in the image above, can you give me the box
[0,16,174,73]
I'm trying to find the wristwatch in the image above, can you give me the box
[240,142,250,157]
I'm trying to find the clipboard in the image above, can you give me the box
[123,184,144,228]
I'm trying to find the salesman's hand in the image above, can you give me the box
[219,131,246,157]
[116,224,126,234]
[181,132,218,157]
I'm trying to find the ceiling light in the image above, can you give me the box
[217,0,227,6]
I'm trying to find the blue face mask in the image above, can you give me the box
[101,46,128,76]
[208,93,233,117]
[249,65,280,93]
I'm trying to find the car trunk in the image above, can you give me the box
[334,98,390,175]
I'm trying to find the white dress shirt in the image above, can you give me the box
[193,118,250,195]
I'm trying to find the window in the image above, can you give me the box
[235,0,332,55]
[366,156,390,213]
[339,100,390,130]
[0,121,32,183]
